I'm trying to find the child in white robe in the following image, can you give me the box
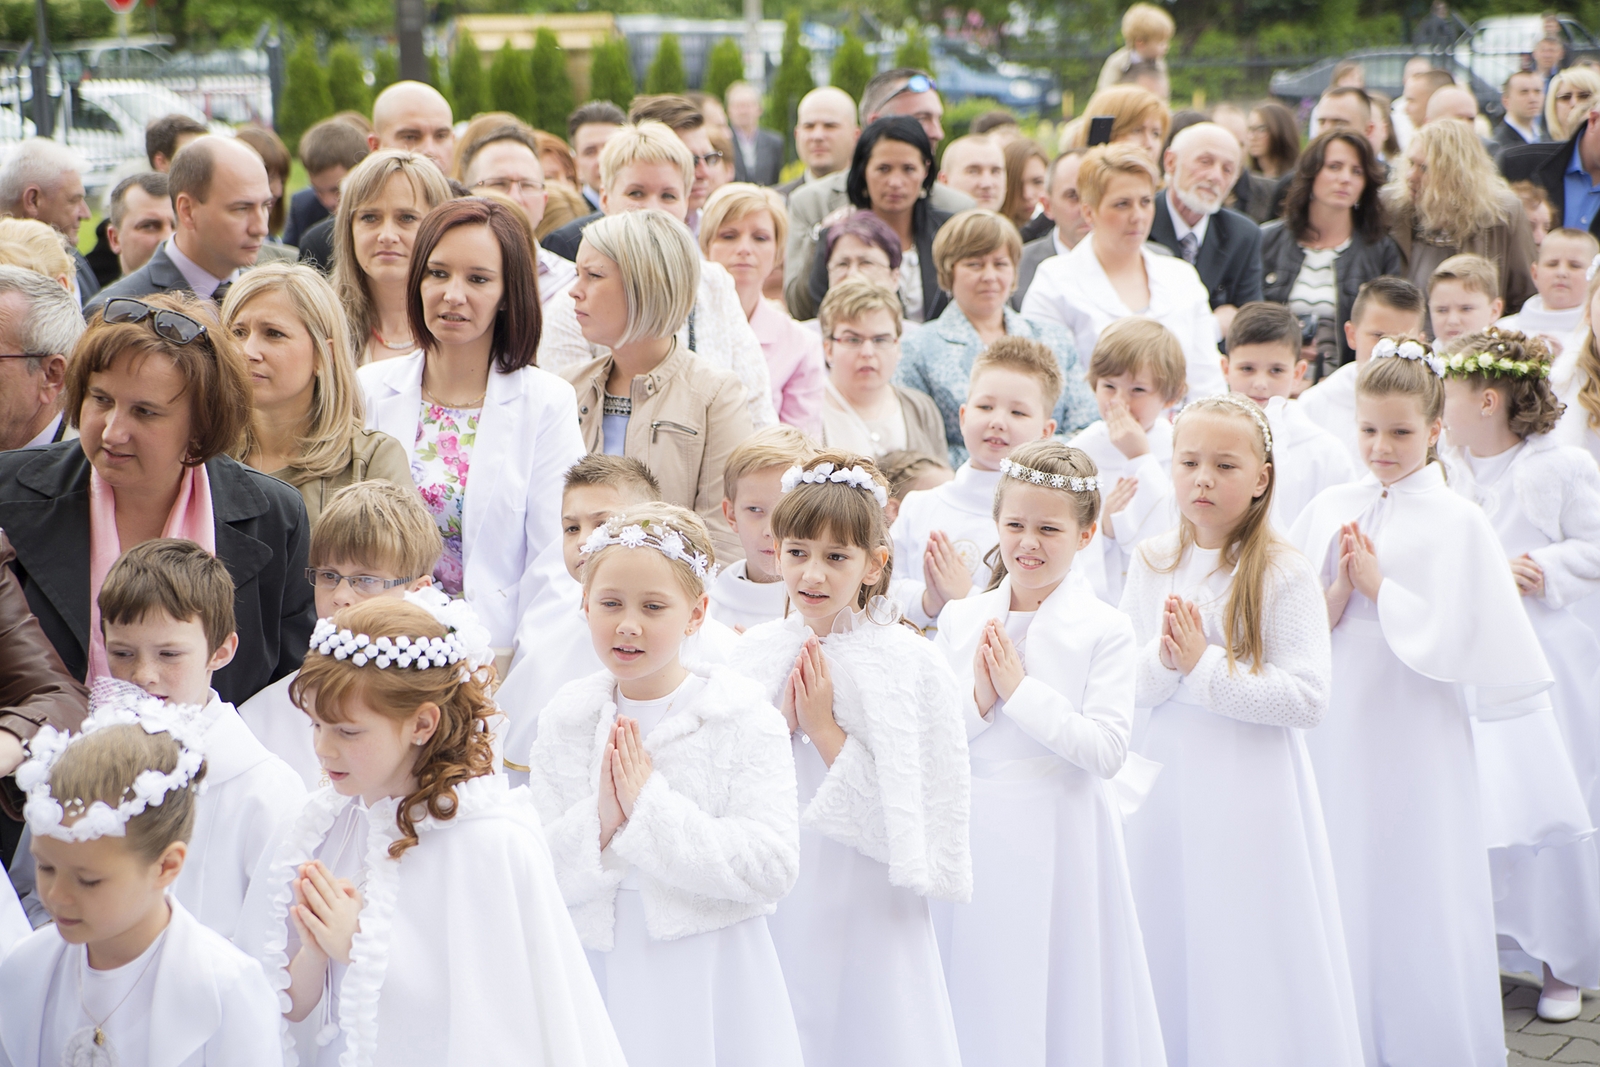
[1292,339,1555,1067]
[528,503,804,1067]
[1120,392,1365,1067]
[933,441,1166,1067]
[98,540,304,939]
[1,693,281,1067]
[891,338,1062,631]
[1439,326,1600,1022]
[1551,274,1600,468]
[709,426,818,631]
[737,452,971,1067]
[1495,228,1595,361]
[236,593,626,1067]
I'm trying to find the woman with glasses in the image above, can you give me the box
[0,292,315,704]
[898,210,1097,465]
[1245,100,1302,180]
[222,264,412,524]
[331,149,452,366]
[458,121,578,306]
[819,211,904,297]
[1544,67,1600,141]
[819,278,946,460]
[357,197,585,655]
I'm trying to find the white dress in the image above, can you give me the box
[1550,335,1600,468]
[1447,437,1600,988]
[736,612,971,1067]
[933,574,1167,1067]
[1118,533,1364,1067]
[527,668,803,1067]
[237,775,625,1067]
[1070,418,1175,606]
[1294,361,1360,465]
[1292,464,1555,1067]
[1498,296,1584,367]
[1262,395,1354,533]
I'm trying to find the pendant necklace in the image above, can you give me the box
[64,934,164,1066]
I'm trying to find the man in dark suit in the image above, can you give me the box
[1501,102,1600,236]
[1149,122,1263,336]
[1012,149,1089,310]
[0,138,99,308]
[283,117,371,247]
[1493,70,1549,155]
[727,82,786,186]
[87,137,275,317]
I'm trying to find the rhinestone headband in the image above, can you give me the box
[308,586,494,673]
[780,462,889,507]
[581,517,715,580]
[19,681,207,844]
[1372,337,1445,377]
[1182,392,1273,453]
[999,458,1101,493]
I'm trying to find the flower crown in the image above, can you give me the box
[580,517,715,580]
[1372,337,1445,377]
[1440,329,1551,381]
[309,587,494,673]
[780,462,889,507]
[18,681,207,844]
[999,458,1101,493]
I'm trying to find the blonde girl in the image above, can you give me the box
[1552,265,1600,466]
[932,441,1165,1066]
[1292,340,1554,1067]
[527,503,804,1067]
[237,595,623,1067]
[1120,391,1364,1067]
[736,451,971,1067]
[1,694,281,1066]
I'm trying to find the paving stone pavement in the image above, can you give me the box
[1505,975,1600,1064]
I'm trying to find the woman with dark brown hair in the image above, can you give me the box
[1245,101,1301,179]
[355,197,585,651]
[1260,130,1402,378]
[1000,137,1049,235]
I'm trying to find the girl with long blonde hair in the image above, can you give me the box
[1552,266,1600,465]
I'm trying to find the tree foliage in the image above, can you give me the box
[830,28,873,105]
[490,41,535,124]
[705,37,746,102]
[589,37,636,110]
[894,30,932,74]
[0,0,111,43]
[427,52,454,117]
[764,9,813,146]
[276,39,333,155]
[451,31,488,123]
[531,28,576,133]
[326,43,371,117]
[646,34,687,95]
[371,49,399,99]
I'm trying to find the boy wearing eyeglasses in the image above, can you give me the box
[238,481,440,788]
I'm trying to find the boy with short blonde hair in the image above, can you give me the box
[1428,254,1503,344]
[1498,227,1599,357]
[709,425,818,630]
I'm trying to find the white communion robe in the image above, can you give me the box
[706,558,791,633]
[736,611,972,1067]
[1118,532,1364,1067]
[0,897,281,1067]
[238,671,321,789]
[889,461,1005,630]
[1262,394,1354,532]
[932,573,1167,1067]
[1292,464,1555,1067]
[0,871,27,960]
[1295,360,1361,464]
[1070,418,1176,606]
[237,775,626,1067]
[527,667,803,1067]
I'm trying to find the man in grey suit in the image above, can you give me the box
[1012,148,1089,311]
[728,82,786,187]
[784,68,975,318]
[775,87,860,201]
[0,139,98,307]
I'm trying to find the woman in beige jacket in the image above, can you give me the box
[563,210,754,561]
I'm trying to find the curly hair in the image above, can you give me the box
[1440,328,1566,439]
[1383,120,1518,247]
[291,599,495,858]
[983,441,1101,592]
[1282,130,1387,245]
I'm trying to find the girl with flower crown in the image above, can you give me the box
[0,697,282,1067]
[735,452,971,1067]
[1438,327,1600,1023]
[1119,392,1364,1067]
[1292,338,1555,1066]
[931,441,1165,1066]
[235,593,624,1067]
[526,502,805,1067]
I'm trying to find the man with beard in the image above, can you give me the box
[1150,122,1263,336]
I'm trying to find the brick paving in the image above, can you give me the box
[1505,975,1600,1064]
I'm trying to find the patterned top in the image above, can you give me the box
[1287,240,1346,325]
[412,401,480,594]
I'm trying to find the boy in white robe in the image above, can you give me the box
[1496,228,1597,361]
[709,426,817,632]
[1428,255,1503,348]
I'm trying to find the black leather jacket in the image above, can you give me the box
[1259,220,1403,370]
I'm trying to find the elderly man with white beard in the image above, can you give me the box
[1149,121,1264,337]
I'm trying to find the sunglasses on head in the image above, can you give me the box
[102,298,208,345]
[884,74,938,105]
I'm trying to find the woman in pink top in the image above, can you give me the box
[702,183,826,437]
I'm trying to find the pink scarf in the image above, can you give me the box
[87,463,217,682]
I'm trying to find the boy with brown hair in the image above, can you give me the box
[710,425,818,631]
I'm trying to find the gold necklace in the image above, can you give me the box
[421,377,487,409]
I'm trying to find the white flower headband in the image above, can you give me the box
[18,681,207,844]
[1372,336,1445,377]
[580,517,715,580]
[780,461,889,507]
[999,458,1101,493]
[309,587,494,674]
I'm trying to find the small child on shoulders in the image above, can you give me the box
[1497,228,1598,360]
[239,482,440,789]
[890,337,1061,631]
[709,425,818,631]
[1428,254,1503,346]
[879,450,954,525]
[1223,302,1353,530]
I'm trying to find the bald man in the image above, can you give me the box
[1424,85,1480,126]
[937,135,1006,210]
[777,87,860,199]
[87,136,273,315]
[1150,122,1263,330]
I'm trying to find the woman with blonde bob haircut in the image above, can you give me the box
[0,217,73,290]
[332,149,453,365]
[564,209,755,559]
[1544,67,1600,142]
[223,264,412,523]
[1384,119,1536,314]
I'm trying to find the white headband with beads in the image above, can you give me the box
[1182,392,1274,453]
[581,517,715,580]
[999,458,1101,493]
[780,462,889,507]
[308,586,494,673]
[1372,337,1445,377]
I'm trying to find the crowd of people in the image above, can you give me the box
[2,6,1600,1063]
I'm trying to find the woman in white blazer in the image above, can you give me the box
[1020,143,1225,400]
[358,197,585,652]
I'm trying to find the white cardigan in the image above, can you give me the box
[527,667,800,950]
[1020,238,1226,400]
[357,353,586,648]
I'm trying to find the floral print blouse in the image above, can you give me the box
[412,401,479,594]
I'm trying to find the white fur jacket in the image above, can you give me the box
[527,666,800,950]
[735,614,973,903]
